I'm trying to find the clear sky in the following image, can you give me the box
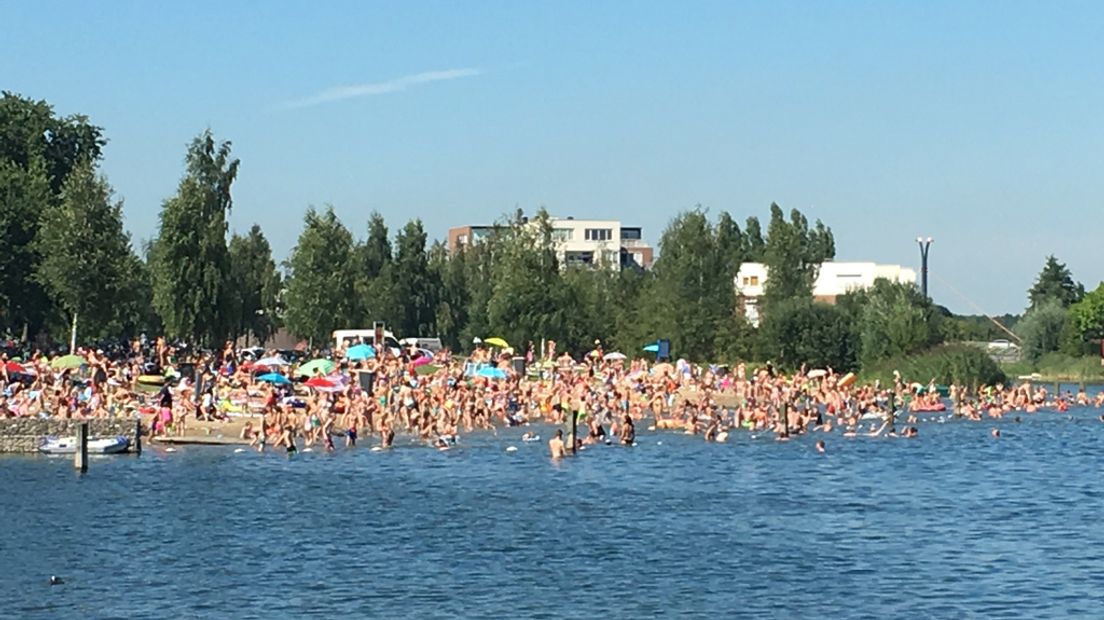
[5,1,1102,314]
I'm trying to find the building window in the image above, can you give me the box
[458,234,468,245]
[620,228,642,240]
[552,228,573,241]
[565,251,594,266]
[750,276,759,286]
[585,228,611,241]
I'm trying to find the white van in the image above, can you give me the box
[332,329,402,357]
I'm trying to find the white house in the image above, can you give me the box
[735,261,917,326]
[448,216,654,270]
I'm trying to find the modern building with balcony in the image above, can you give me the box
[447,216,654,270]
[735,261,917,326]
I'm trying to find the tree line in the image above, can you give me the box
[8,93,1091,379]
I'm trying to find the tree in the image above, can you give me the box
[485,209,569,350]
[351,211,395,326]
[714,212,747,277]
[0,92,105,338]
[1016,300,1067,361]
[1064,283,1104,353]
[150,130,239,345]
[758,299,856,371]
[761,203,834,307]
[744,216,765,261]
[429,241,469,350]
[844,279,942,366]
[228,225,281,345]
[390,219,437,337]
[643,209,734,360]
[1028,255,1083,309]
[34,159,134,348]
[283,206,356,345]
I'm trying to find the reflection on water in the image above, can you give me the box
[5,407,1104,619]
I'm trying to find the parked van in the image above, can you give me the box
[332,329,402,357]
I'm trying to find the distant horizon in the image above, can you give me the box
[6,1,1101,315]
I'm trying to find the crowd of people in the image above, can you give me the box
[2,335,1103,457]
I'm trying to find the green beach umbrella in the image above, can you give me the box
[50,354,86,370]
[296,358,335,377]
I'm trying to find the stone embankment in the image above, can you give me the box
[0,418,141,453]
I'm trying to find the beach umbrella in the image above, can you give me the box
[642,343,660,353]
[412,356,432,367]
[296,358,335,377]
[256,356,289,367]
[50,354,86,370]
[483,337,509,349]
[4,361,27,374]
[476,366,508,380]
[306,376,337,389]
[603,352,627,361]
[257,373,291,385]
[346,343,376,361]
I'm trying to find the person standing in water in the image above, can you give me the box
[549,429,566,458]
[619,415,635,446]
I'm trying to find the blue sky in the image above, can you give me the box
[5,1,1102,313]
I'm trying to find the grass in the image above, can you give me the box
[1001,353,1104,384]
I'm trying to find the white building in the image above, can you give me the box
[735,261,917,326]
[448,216,653,270]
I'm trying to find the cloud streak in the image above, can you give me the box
[283,68,482,109]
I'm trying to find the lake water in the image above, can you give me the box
[4,404,1104,619]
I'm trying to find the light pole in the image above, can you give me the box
[916,237,933,298]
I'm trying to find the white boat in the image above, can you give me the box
[39,435,130,455]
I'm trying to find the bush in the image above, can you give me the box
[862,344,1006,387]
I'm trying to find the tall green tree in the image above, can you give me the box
[0,92,105,338]
[758,300,856,371]
[1027,255,1083,309]
[150,130,239,345]
[228,225,281,345]
[643,209,734,360]
[351,211,396,326]
[761,203,834,307]
[714,212,747,277]
[429,241,469,350]
[283,206,356,345]
[34,159,135,348]
[390,219,438,337]
[744,216,765,261]
[485,209,569,349]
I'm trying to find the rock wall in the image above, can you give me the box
[0,418,141,453]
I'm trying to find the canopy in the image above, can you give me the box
[483,337,509,348]
[346,343,376,361]
[257,373,291,385]
[642,343,660,353]
[255,356,289,367]
[603,352,627,361]
[477,366,508,379]
[50,354,86,370]
[297,359,335,377]
[306,376,335,388]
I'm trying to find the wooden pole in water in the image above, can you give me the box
[134,417,142,455]
[74,421,88,472]
[570,410,578,455]
[779,403,789,437]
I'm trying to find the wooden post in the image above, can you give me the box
[134,418,142,455]
[779,403,789,438]
[570,410,578,455]
[888,393,896,433]
[74,421,88,472]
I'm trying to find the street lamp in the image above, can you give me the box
[916,237,933,298]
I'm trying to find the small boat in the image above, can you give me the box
[39,435,130,455]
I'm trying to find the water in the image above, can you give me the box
[4,407,1104,619]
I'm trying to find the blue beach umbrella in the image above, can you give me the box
[346,343,376,361]
[476,366,508,380]
[257,373,291,385]
[642,343,660,353]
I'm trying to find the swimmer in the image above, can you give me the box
[549,429,566,459]
[991,428,1000,438]
[815,440,826,453]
